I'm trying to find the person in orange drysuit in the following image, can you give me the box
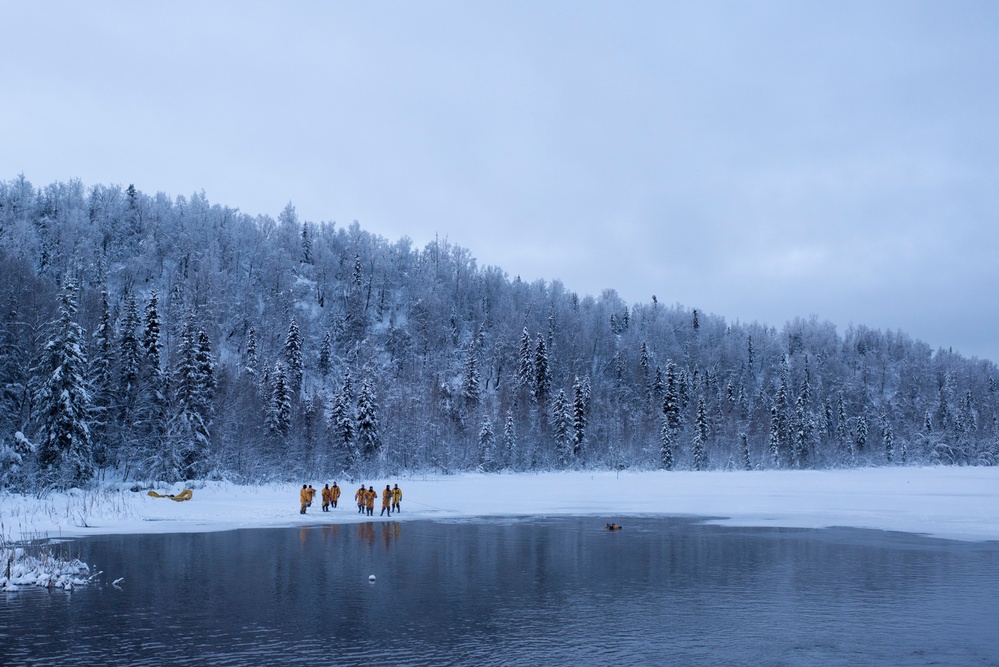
[299,484,309,514]
[391,484,402,513]
[381,485,392,516]
[306,485,316,509]
[330,482,341,508]
[355,484,367,514]
[365,485,377,516]
[321,484,331,512]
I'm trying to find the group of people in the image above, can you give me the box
[355,483,403,517]
[298,482,402,517]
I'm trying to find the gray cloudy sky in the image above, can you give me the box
[4,1,998,361]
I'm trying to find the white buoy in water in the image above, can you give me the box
[368,575,376,583]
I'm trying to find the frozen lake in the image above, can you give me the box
[3,517,998,665]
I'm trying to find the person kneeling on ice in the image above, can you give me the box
[321,484,331,512]
[391,483,402,513]
[381,485,392,516]
[355,484,367,514]
[299,484,309,514]
[330,482,341,508]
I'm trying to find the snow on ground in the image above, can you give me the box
[2,466,997,543]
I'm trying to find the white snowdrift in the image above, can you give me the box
[2,466,997,543]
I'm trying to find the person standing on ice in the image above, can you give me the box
[365,485,377,516]
[330,482,341,508]
[299,484,309,514]
[306,485,316,509]
[381,485,392,516]
[355,484,367,514]
[321,484,331,512]
[391,483,402,513]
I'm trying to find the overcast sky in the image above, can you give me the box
[4,2,998,361]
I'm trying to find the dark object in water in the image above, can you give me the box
[606,523,622,531]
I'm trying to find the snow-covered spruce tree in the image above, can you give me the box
[692,396,708,471]
[741,432,751,471]
[551,388,572,468]
[134,290,170,478]
[0,431,34,490]
[516,327,533,393]
[88,288,115,467]
[793,394,810,469]
[34,281,94,489]
[478,415,496,472]
[769,405,781,469]
[284,317,303,395]
[328,384,356,468]
[533,333,550,406]
[882,413,894,463]
[301,222,313,265]
[651,365,665,416]
[571,376,588,459]
[855,415,868,455]
[659,417,674,470]
[318,331,332,377]
[503,410,517,470]
[356,376,381,461]
[142,291,163,363]
[267,362,292,439]
[117,293,141,408]
[662,360,681,433]
[837,395,854,465]
[244,325,258,379]
[461,341,481,409]
[167,318,213,480]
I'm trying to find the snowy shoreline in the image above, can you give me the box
[3,466,998,543]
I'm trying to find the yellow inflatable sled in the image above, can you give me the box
[147,489,194,502]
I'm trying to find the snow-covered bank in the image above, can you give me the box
[2,467,997,542]
[1,545,95,591]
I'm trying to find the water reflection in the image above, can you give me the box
[2,518,997,666]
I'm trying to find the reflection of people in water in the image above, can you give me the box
[606,522,622,531]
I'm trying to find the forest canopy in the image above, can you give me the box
[1,176,996,490]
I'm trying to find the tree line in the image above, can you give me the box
[0,176,996,490]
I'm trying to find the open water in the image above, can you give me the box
[2,517,998,666]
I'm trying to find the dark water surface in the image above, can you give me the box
[2,517,998,666]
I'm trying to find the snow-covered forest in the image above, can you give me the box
[1,176,996,491]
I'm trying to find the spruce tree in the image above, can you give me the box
[462,341,481,408]
[35,281,94,488]
[551,388,572,468]
[662,360,681,432]
[503,410,517,470]
[244,326,258,378]
[318,331,332,377]
[533,333,550,404]
[769,404,781,468]
[516,327,533,392]
[118,292,141,399]
[741,432,751,471]
[571,376,588,459]
[882,413,894,463]
[356,376,381,460]
[89,288,115,466]
[478,416,496,471]
[692,397,708,471]
[285,317,304,394]
[659,417,674,470]
[267,362,292,438]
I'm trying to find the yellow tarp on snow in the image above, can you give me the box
[147,489,194,502]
